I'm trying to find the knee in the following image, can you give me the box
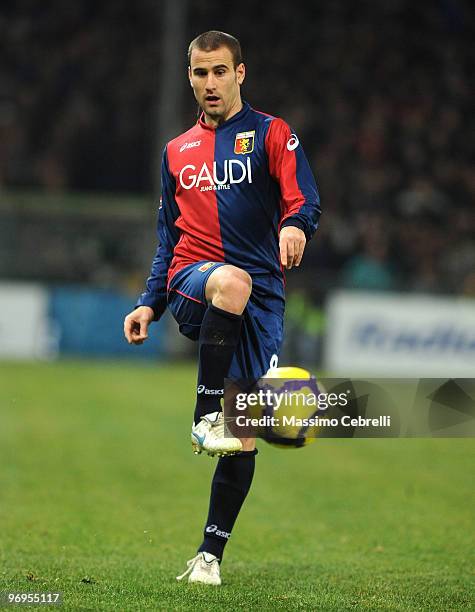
[206,266,252,314]
[213,267,252,305]
[217,268,252,301]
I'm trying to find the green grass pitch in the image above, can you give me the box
[0,361,474,611]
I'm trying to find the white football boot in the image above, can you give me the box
[176,552,221,585]
[191,411,243,457]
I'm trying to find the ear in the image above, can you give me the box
[188,66,193,87]
[236,62,245,86]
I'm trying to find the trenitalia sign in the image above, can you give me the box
[0,282,53,359]
[325,291,475,376]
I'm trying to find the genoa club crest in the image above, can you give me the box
[234,130,255,155]
[198,262,218,273]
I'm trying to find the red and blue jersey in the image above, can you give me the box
[137,101,321,318]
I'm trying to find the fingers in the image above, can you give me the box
[123,308,153,345]
[279,227,306,270]
[295,238,306,267]
[280,233,294,269]
[280,236,288,268]
[124,317,140,344]
[286,239,295,269]
[124,318,148,344]
[280,236,293,269]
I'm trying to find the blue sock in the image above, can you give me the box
[198,449,257,560]
[194,304,242,425]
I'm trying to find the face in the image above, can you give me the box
[189,46,245,123]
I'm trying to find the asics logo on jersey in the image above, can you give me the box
[179,158,253,191]
[286,134,299,151]
[205,524,231,539]
[197,385,224,396]
[179,140,201,152]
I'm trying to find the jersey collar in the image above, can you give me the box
[198,101,251,131]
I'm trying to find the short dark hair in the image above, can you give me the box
[188,31,243,68]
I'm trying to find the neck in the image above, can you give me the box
[204,98,243,128]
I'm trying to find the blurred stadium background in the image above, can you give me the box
[1,0,473,372]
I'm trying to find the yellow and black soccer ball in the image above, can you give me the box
[254,366,322,449]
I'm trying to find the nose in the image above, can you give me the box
[205,72,216,91]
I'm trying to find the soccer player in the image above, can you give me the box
[124,31,320,585]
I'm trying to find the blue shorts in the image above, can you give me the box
[167,261,285,379]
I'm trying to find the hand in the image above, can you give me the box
[124,306,155,345]
[279,226,306,269]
